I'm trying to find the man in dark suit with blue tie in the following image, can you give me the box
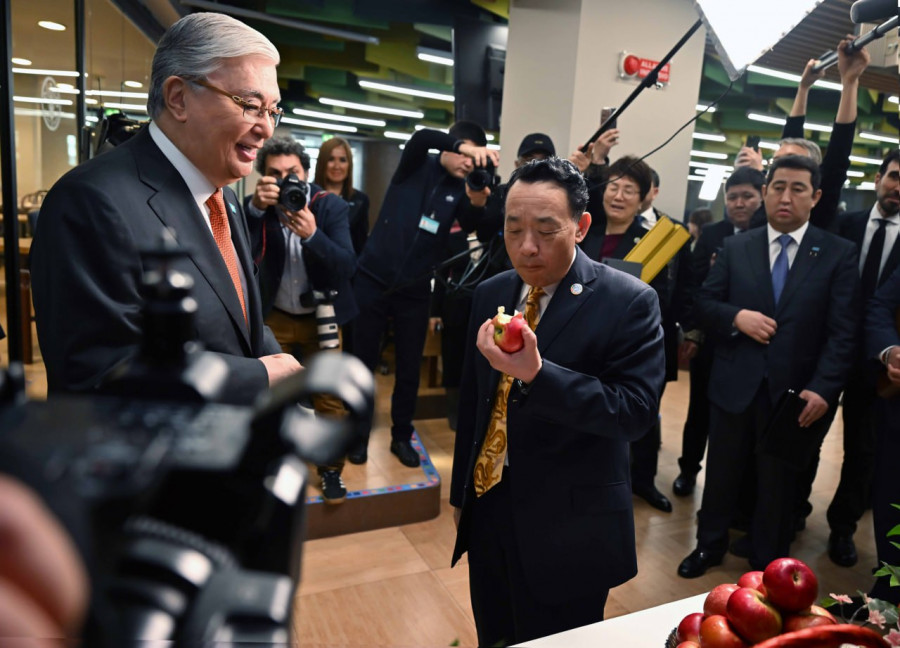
[678,155,860,578]
[822,149,900,566]
[450,157,665,645]
[31,13,300,404]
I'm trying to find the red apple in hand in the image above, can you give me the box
[783,604,836,632]
[491,307,527,353]
[762,557,818,612]
[704,583,740,617]
[726,586,783,643]
[698,615,749,648]
[676,642,700,648]
[736,570,766,596]
[677,612,705,644]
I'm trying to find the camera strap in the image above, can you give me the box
[257,190,330,264]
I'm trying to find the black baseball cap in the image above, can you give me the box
[517,133,555,158]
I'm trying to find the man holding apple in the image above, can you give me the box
[449,157,665,646]
[678,155,860,579]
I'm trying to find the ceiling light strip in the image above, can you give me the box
[319,97,424,119]
[280,116,358,133]
[359,79,454,102]
[291,108,385,127]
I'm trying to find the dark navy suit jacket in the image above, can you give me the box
[450,248,665,603]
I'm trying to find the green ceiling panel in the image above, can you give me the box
[264,0,391,30]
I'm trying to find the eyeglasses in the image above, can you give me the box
[191,78,283,127]
[606,182,639,199]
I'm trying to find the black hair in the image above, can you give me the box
[649,168,660,188]
[766,154,821,191]
[448,120,487,147]
[255,135,310,175]
[880,149,899,176]
[725,166,766,192]
[607,156,653,201]
[689,208,713,227]
[506,157,588,220]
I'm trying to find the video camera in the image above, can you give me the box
[0,233,374,646]
[466,160,500,192]
[277,173,309,212]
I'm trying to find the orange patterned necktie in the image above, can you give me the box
[473,285,544,497]
[205,189,247,324]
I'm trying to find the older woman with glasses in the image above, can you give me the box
[579,155,695,515]
[314,137,369,257]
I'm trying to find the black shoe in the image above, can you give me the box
[347,441,368,465]
[729,534,752,559]
[632,484,673,512]
[678,548,724,579]
[673,472,696,496]
[390,439,421,467]
[320,470,347,504]
[828,532,858,567]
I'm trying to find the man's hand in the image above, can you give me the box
[568,144,592,173]
[734,146,763,171]
[886,346,900,385]
[457,142,500,169]
[797,389,828,428]
[428,317,443,334]
[251,175,281,211]
[837,35,870,84]
[798,58,825,89]
[591,128,620,164]
[260,353,303,385]
[475,318,542,384]
[280,204,317,239]
[465,183,491,208]
[734,309,777,344]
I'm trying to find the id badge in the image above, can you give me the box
[418,214,440,235]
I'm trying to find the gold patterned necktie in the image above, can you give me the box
[206,189,247,325]
[473,285,545,497]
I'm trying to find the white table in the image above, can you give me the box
[515,593,707,647]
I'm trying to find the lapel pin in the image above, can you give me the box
[228,203,236,214]
[570,283,583,295]
[810,246,820,257]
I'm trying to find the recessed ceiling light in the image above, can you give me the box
[696,104,717,113]
[692,132,727,142]
[291,108,385,127]
[889,96,899,105]
[747,111,832,133]
[416,46,454,67]
[690,149,728,160]
[860,131,899,145]
[13,95,73,106]
[747,65,841,91]
[846,170,865,177]
[11,57,32,66]
[358,79,454,102]
[38,20,66,31]
[849,155,884,166]
[384,131,413,141]
[414,124,449,133]
[102,102,148,112]
[124,80,143,88]
[280,116,357,133]
[319,97,424,119]
[13,67,82,77]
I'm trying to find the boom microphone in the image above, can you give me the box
[850,0,895,24]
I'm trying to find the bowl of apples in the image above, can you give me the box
[667,558,889,647]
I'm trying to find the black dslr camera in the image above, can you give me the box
[466,160,499,192]
[277,173,309,211]
[0,233,374,646]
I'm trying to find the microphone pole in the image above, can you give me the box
[810,15,898,73]
[579,19,703,153]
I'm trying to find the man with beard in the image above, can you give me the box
[824,149,900,567]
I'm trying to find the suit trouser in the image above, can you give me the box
[467,468,609,647]
[630,383,666,488]
[871,399,900,604]
[826,374,877,536]
[698,384,828,567]
[351,273,430,443]
[677,342,714,476]
[266,308,346,472]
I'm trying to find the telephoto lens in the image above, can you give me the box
[277,173,308,211]
[465,161,496,192]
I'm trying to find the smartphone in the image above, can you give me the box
[601,106,617,130]
[746,135,760,152]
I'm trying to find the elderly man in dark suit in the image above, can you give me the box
[865,264,900,605]
[678,155,860,578]
[822,149,900,566]
[450,157,665,646]
[31,12,300,404]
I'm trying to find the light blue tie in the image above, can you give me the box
[771,233,792,305]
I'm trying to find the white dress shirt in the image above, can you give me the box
[767,221,809,271]
[859,203,900,279]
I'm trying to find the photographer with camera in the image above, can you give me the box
[351,122,498,467]
[246,136,357,503]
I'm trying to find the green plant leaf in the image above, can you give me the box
[890,503,900,511]
[888,523,900,537]
[820,595,839,608]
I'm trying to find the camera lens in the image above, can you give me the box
[277,174,308,211]
[466,169,492,191]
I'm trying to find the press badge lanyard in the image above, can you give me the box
[417,180,451,235]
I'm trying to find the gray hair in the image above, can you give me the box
[777,137,822,166]
[147,12,280,118]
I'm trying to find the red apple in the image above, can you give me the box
[704,583,740,617]
[677,612,705,644]
[491,307,526,353]
[782,604,837,632]
[725,586,783,643]
[676,642,700,648]
[698,614,749,648]
[762,557,818,612]
[736,570,767,596]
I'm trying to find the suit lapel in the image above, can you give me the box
[881,229,900,286]
[534,249,597,355]
[776,226,822,315]
[746,228,776,314]
[134,130,251,349]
